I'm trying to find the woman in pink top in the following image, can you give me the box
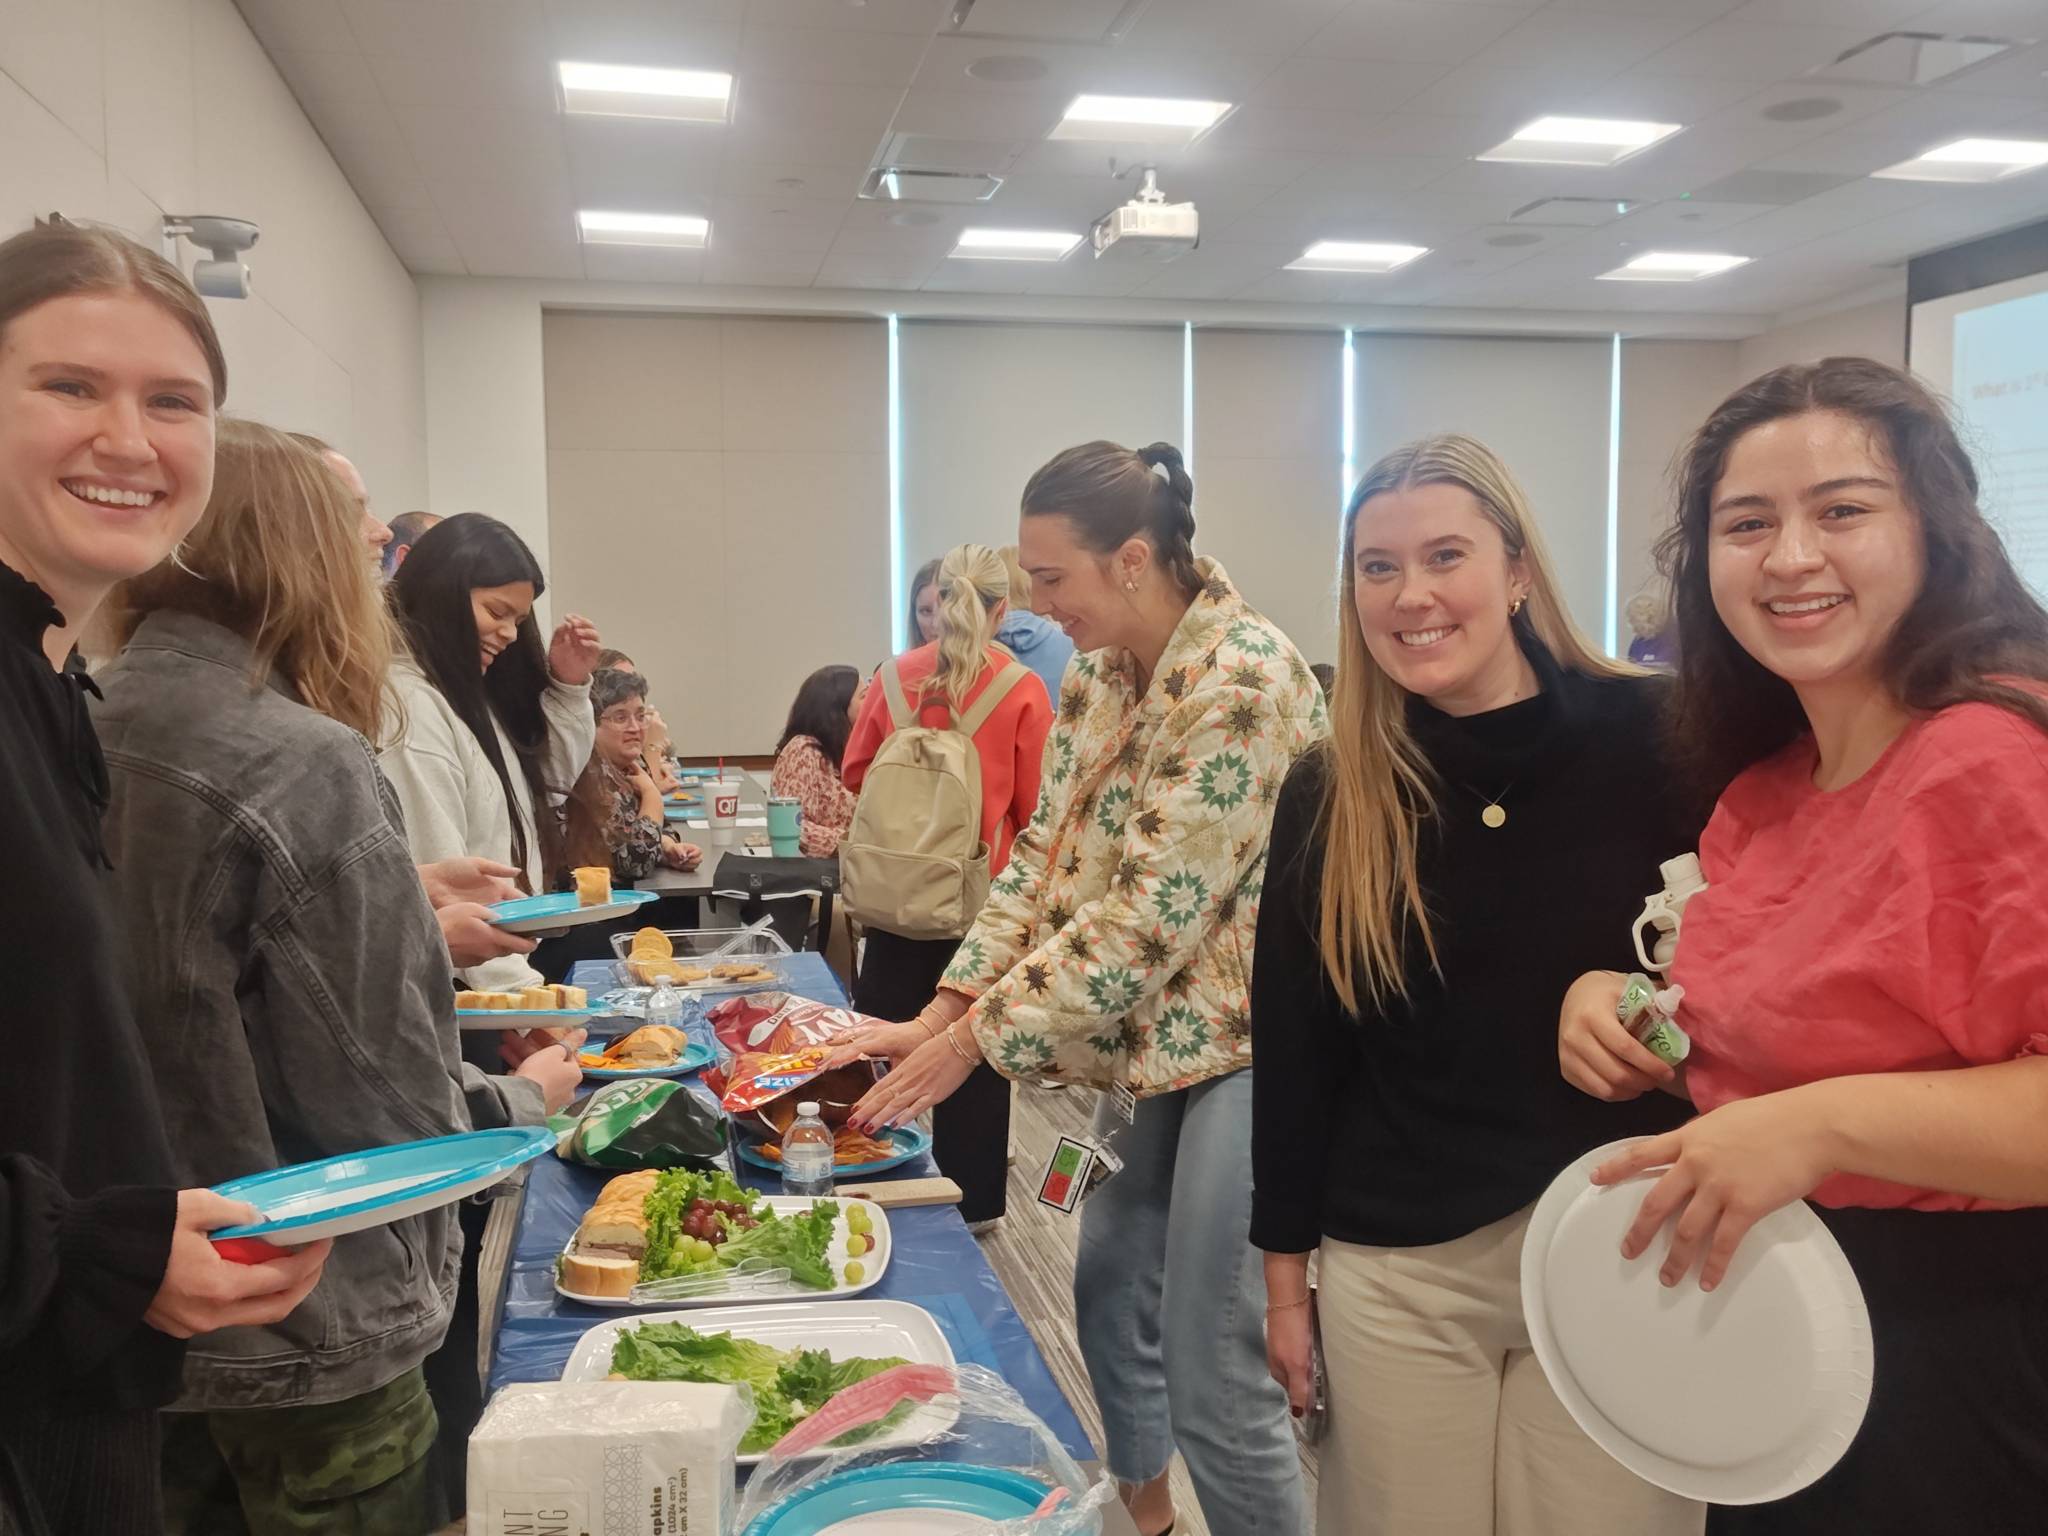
[843,543,1053,1224]
[1560,357,2048,1534]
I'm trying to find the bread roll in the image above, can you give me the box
[560,1253,638,1297]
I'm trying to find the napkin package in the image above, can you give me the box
[468,1381,749,1535]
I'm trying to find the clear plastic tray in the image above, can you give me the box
[610,925,794,993]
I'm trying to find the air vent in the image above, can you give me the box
[1506,197,1643,227]
[1809,32,2025,86]
[859,168,1003,204]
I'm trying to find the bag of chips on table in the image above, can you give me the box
[549,1078,730,1170]
[701,991,881,1138]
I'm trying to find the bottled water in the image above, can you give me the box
[645,977,683,1033]
[781,1101,835,1197]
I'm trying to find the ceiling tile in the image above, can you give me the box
[1465,7,1704,75]
[1754,87,2047,173]
[740,25,926,87]
[576,243,706,283]
[1243,53,1446,113]
[744,0,948,34]
[1308,2,1532,64]
[342,0,549,58]
[1638,18,1877,78]
[703,246,824,285]
[540,1,741,64]
[394,105,571,183]
[716,158,869,200]
[366,203,467,270]
[562,115,723,206]
[234,0,358,53]
[364,48,558,112]
[1124,0,1354,56]
[890,86,1071,142]
[1717,0,1929,26]
[916,36,1286,101]
[953,0,1130,41]
[266,47,384,106]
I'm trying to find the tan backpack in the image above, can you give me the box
[841,656,1030,940]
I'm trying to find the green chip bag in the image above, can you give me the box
[551,1079,731,1170]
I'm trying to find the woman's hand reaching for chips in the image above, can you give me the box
[848,1024,984,1133]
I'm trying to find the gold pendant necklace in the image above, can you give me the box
[1479,782,1515,829]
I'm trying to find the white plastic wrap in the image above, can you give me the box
[468,1380,753,1535]
[736,1363,1116,1534]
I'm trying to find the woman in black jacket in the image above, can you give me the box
[1251,435,1703,1536]
[0,222,326,1535]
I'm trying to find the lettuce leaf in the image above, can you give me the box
[608,1323,905,1456]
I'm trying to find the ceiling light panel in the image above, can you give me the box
[1598,251,1749,282]
[1050,94,1233,146]
[576,210,710,248]
[1871,138,2048,184]
[558,61,732,123]
[1287,240,1430,274]
[1477,116,1683,167]
[950,228,1083,261]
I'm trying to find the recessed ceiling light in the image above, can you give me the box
[576,210,709,249]
[1598,250,1750,282]
[1871,137,2048,183]
[1477,116,1682,167]
[1286,240,1429,274]
[949,228,1083,261]
[557,61,732,123]
[1050,94,1233,146]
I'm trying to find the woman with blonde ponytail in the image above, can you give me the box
[1250,435,1704,1536]
[842,542,1054,1225]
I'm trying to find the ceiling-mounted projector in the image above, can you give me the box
[1091,168,1197,262]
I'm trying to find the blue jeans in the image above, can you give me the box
[1074,1069,1307,1536]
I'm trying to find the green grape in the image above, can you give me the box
[843,1260,865,1285]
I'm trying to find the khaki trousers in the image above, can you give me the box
[1317,1203,1704,1536]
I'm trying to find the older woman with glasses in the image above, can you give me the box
[589,668,700,882]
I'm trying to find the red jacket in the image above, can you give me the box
[843,643,1052,874]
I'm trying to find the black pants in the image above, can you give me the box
[1708,1204,2048,1536]
[853,928,1011,1225]
[419,1194,492,1518]
[0,1407,162,1536]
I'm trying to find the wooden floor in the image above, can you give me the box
[982,1082,1321,1536]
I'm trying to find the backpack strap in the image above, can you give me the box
[878,659,915,731]
[955,661,1030,739]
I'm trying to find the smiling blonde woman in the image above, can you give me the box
[1251,434,1704,1536]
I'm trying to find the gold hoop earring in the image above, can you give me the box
[1509,596,1525,616]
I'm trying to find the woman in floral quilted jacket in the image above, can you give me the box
[841,439,1327,1536]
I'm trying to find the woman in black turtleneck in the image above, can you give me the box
[1249,436,1704,1536]
[0,221,326,1536]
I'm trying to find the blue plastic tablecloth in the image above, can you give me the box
[487,952,1094,1462]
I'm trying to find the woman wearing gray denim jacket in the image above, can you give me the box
[88,423,548,1531]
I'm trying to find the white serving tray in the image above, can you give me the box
[555,1195,891,1309]
[560,1299,958,1465]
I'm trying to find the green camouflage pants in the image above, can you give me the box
[160,1366,445,1536]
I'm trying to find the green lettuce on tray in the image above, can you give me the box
[639,1167,841,1290]
[609,1321,909,1454]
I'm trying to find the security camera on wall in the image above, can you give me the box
[162,215,260,299]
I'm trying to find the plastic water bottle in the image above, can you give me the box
[781,1102,834,1197]
[1631,853,1708,975]
[645,977,683,1034]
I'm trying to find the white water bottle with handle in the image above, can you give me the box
[1631,853,1708,975]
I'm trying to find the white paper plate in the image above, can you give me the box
[561,1299,958,1464]
[455,1008,595,1031]
[556,1195,891,1309]
[1522,1138,1873,1505]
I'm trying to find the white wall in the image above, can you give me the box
[1615,339,1743,621]
[1735,293,1905,380]
[898,320,1183,631]
[542,312,888,754]
[0,0,425,508]
[420,278,549,607]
